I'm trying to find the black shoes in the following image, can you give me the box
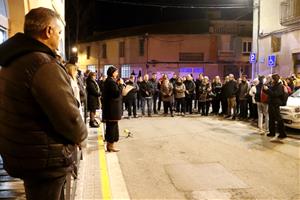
[267,133,275,137]
[278,135,287,139]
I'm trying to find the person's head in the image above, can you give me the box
[176,77,183,84]
[241,74,247,82]
[107,66,118,79]
[24,7,62,52]
[88,72,97,80]
[129,75,135,82]
[203,76,209,84]
[198,73,204,80]
[65,63,78,79]
[172,73,177,79]
[137,76,143,82]
[144,74,149,81]
[215,76,221,83]
[229,74,234,81]
[252,78,259,86]
[271,73,280,84]
[258,75,265,84]
[187,74,192,81]
[224,76,229,82]
[152,73,157,80]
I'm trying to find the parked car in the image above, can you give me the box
[280,89,300,129]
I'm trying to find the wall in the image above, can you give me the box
[256,0,300,77]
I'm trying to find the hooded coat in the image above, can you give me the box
[0,33,87,178]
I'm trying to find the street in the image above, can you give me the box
[116,115,300,200]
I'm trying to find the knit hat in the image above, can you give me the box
[107,66,118,77]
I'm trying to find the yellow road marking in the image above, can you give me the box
[98,123,112,200]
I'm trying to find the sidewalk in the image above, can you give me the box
[75,122,130,200]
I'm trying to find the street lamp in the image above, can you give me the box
[72,46,78,53]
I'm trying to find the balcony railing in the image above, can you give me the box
[280,0,300,26]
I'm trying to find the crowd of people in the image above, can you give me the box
[80,71,300,140]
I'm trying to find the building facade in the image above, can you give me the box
[78,20,252,80]
[252,0,300,77]
[0,0,65,56]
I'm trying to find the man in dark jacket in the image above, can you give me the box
[184,74,196,114]
[0,7,87,200]
[224,74,239,119]
[140,74,154,116]
[263,74,286,139]
[149,73,159,114]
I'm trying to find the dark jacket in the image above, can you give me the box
[102,77,123,121]
[0,33,87,178]
[140,80,154,98]
[238,81,250,100]
[86,77,101,111]
[255,83,264,103]
[223,80,238,98]
[264,82,284,106]
[184,80,195,98]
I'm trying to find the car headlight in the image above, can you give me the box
[295,107,300,113]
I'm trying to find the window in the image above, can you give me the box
[104,65,114,76]
[0,0,8,17]
[280,0,300,25]
[87,65,96,72]
[121,64,130,78]
[0,28,7,44]
[139,39,144,56]
[242,41,252,54]
[119,41,125,57]
[102,44,107,59]
[86,46,91,59]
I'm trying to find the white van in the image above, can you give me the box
[280,89,300,129]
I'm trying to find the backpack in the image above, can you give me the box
[281,85,289,106]
[260,88,269,103]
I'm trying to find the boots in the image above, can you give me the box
[89,120,99,128]
[106,142,120,152]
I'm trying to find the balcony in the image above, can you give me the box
[280,0,300,26]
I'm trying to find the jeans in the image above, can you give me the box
[141,97,153,116]
[257,102,269,131]
[24,174,67,200]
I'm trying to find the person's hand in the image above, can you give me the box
[263,85,268,90]
[119,78,124,85]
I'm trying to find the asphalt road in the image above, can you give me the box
[116,115,300,200]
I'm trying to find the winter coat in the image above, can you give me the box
[238,81,250,100]
[198,83,212,102]
[0,33,87,178]
[86,77,101,111]
[212,82,222,97]
[223,80,238,98]
[161,83,174,102]
[140,80,154,98]
[174,82,186,99]
[102,77,123,121]
[184,80,196,98]
[264,82,284,106]
[149,78,159,96]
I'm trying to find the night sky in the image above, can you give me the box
[65,0,253,57]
